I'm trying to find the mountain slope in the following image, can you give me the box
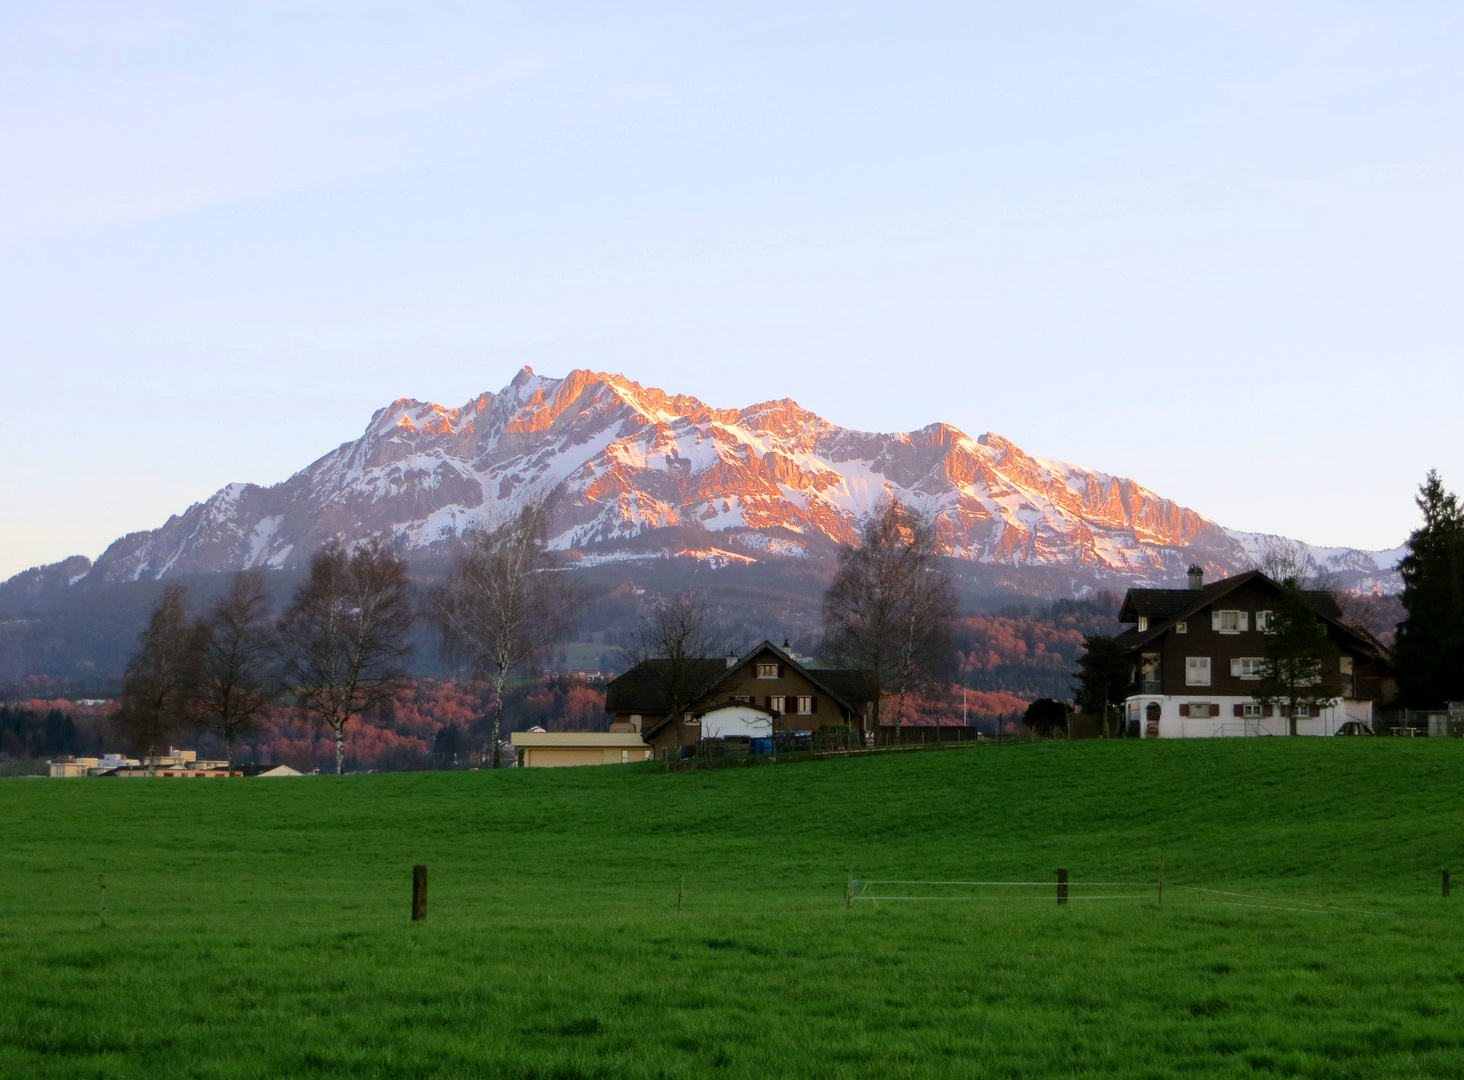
[37,368,1401,589]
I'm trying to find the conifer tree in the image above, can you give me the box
[1073,635,1131,737]
[1394,471,1464,708]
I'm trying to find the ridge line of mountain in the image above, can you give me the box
[4,366,1404,599]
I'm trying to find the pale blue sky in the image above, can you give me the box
[4,1,1462,578]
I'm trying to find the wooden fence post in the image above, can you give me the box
[412,865,428,921]
[1057,869,1068,905]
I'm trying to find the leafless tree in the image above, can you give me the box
[189,571,278,771]
[429,506,583,768]
[621,591,726,745]
[114,586,194,770]
[1250,537,1319,585]
[1250,538,1379,634]
[822,499,957,737]
[277,540,415,774]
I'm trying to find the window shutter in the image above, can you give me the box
[1211,610,1221,631]
[811,696,819,714]
[1263,704,1274,717]
[1230,659,1242,677]
[1179,703,1190,717]
[777,664,784,678]
[1233,703,1244,717]
[1239,611,1249,631]
[764,696,771,708]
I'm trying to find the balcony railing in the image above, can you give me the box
[1140,681,1161,695]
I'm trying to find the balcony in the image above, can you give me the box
[1140,681,1162,695]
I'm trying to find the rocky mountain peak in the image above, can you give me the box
[10,368,1403,593]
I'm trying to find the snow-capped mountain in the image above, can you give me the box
[41,368,1403,589]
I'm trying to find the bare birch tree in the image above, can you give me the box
[429,506,582,768]
[277,540,415,774]
[114,586,194,770]
[189,570,278,771]
[822,499,957,738]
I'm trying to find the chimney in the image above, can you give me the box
[726,651,737,670]
[1187,564,1204,591]
[782,638,792,651]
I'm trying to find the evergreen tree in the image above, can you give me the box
[1073,635,1131,737]
[1394,471,1464,708]
[1252,579,1341,735]
[1022,698,1068,738]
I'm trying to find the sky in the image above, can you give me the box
[3,1,1462,580]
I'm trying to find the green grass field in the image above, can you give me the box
[4,740,1464,1079]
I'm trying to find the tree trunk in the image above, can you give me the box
[335,722,345,775]
[227,737,236,774]
[491,672,507,768]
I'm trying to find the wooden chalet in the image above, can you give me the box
[1115,566,1396,737]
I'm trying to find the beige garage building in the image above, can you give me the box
[511,730,653,767]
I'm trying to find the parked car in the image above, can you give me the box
[1335,721,1374,736]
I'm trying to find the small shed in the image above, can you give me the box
[511,731,653,767]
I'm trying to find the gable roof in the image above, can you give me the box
[1117,570,1382,658]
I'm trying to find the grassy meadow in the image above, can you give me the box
[4,739,1464,1078]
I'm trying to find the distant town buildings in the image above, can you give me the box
[46,748,303,777]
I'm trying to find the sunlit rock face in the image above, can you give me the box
[74,367,1398,588]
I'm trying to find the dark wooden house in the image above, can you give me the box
[1114,566,1395,737]
[605,640,876,757]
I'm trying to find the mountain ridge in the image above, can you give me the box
[9,367,1403,594]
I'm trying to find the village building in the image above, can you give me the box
[49,748,244,777]
[605,640,876,759]
[1116,567,1396,737]
[510,729,656,767]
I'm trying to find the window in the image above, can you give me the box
[797,695,813,715]
[1213,610,1248,633]
[1339,656,1354,675]
[770,695,785,714]
[1230,657,1265,680]
[756,663,779,679]
[1137,616,1149,631]
[1295,705,1313,718]
[621,750,629,763]
[1184,702,1213,719]
[1242,703,1263,719]
[1175,622,1187,634]
[1256,610,1273,632]
[1186,657,1211,686]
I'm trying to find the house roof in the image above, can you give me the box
[1117,570,1383,658]
[604,658,730,715]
